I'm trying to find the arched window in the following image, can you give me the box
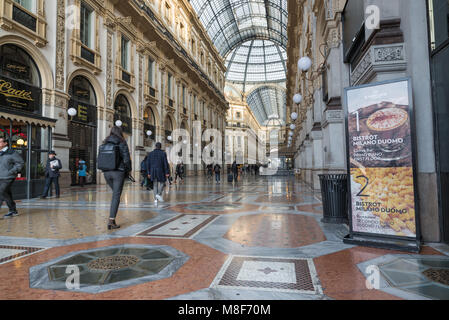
[164,115,173,142]
[68,76,97,126]
[114,94,132,134]
[144,107,155,143]
[0,44,42,115]
[0,44,41,87]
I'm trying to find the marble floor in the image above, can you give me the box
[0,175,448,300]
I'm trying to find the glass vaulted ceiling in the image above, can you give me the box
[225,40,287,84]
[189,0,288,125]
[247,86,286,126]
[189,0,287,57]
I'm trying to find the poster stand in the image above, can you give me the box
[342,78,422,253]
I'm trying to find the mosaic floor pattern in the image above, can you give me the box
[0,175,447,300]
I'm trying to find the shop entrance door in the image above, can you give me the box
[68,122,97,186]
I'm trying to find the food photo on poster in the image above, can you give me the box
[345,79,418,239]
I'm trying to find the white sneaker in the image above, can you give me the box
[156,194,164,202]
[154,199,158,204]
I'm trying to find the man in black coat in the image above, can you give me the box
[147,142,170,203]
[41,151,62,199]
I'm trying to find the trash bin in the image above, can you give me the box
[319,174,349,224]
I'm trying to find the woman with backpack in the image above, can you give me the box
[97,126,131,230]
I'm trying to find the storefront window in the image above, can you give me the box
[429,0,449,51]
[68,76,97,186]
[31,126,50,150]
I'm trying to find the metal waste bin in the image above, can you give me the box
[319,174,349,224]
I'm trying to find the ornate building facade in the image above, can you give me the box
[0,0,228,196]
[287,0,446,243]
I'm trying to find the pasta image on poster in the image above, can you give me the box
[350,167,416,237]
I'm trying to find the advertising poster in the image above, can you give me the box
[346,79,418,239]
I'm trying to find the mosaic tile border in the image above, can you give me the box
[0,245,46,265]
[135,214,219,239]
[211,255,323,295]
[29,244,190,294]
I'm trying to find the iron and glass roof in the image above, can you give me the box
[246,86,286,125]
[189,0,288,57]
[189,0,288,126]
[225,40,287,84]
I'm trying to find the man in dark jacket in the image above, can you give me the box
[147,142,170,203]
[41,151,62,199]
[0,137,24,219]
[232,161,238,182]
[175,161,185,184]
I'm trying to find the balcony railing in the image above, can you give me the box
[0,0,47,47]
[81,45,96,65]
[12,5,36,31]
[122,70,131,84]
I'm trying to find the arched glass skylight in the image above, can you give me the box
[246,86,286,125]
[225,40,286,85]
[189,0,287,57]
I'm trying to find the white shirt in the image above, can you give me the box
[0,147,8,152]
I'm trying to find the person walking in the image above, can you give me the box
[0,137,24,219]
[147,142,170,203]
[214,162,221,184]
[232,160,238,182]
[206,163,213,182]
[175,161,185,184]
[41,151,62,199]
[98,126,131,230]
[140,155,150,189]
[78,160,87,187]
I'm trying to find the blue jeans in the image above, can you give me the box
[215,172,220,182]
[43,177,60,197]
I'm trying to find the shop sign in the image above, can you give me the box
[0,77,41,113]
[344,78,420,244]
[2,58,30,78]
[69,100,96,126]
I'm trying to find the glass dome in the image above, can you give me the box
[225,40,287,84]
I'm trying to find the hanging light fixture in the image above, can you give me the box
[298,56,312,72]
[146,130,152,137]
[290,124,296,130]
[291,112,298,121]
[289,131,294,137]
[293,94,302,105]
[115,120,123,127]
[68,108,77,117]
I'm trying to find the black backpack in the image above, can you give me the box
[98,142,121,171]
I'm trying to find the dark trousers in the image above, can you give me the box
[233,172,238,181]
[79,176,86,187]
[0,179,16,212]
[215,172,221,182]
[43,176,60,197]
[104,171,125,220]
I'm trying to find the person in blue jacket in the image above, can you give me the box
[78,160,87,187]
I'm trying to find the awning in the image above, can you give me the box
[0,111,57,128]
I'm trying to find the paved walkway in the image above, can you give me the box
[0,175,448,300]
